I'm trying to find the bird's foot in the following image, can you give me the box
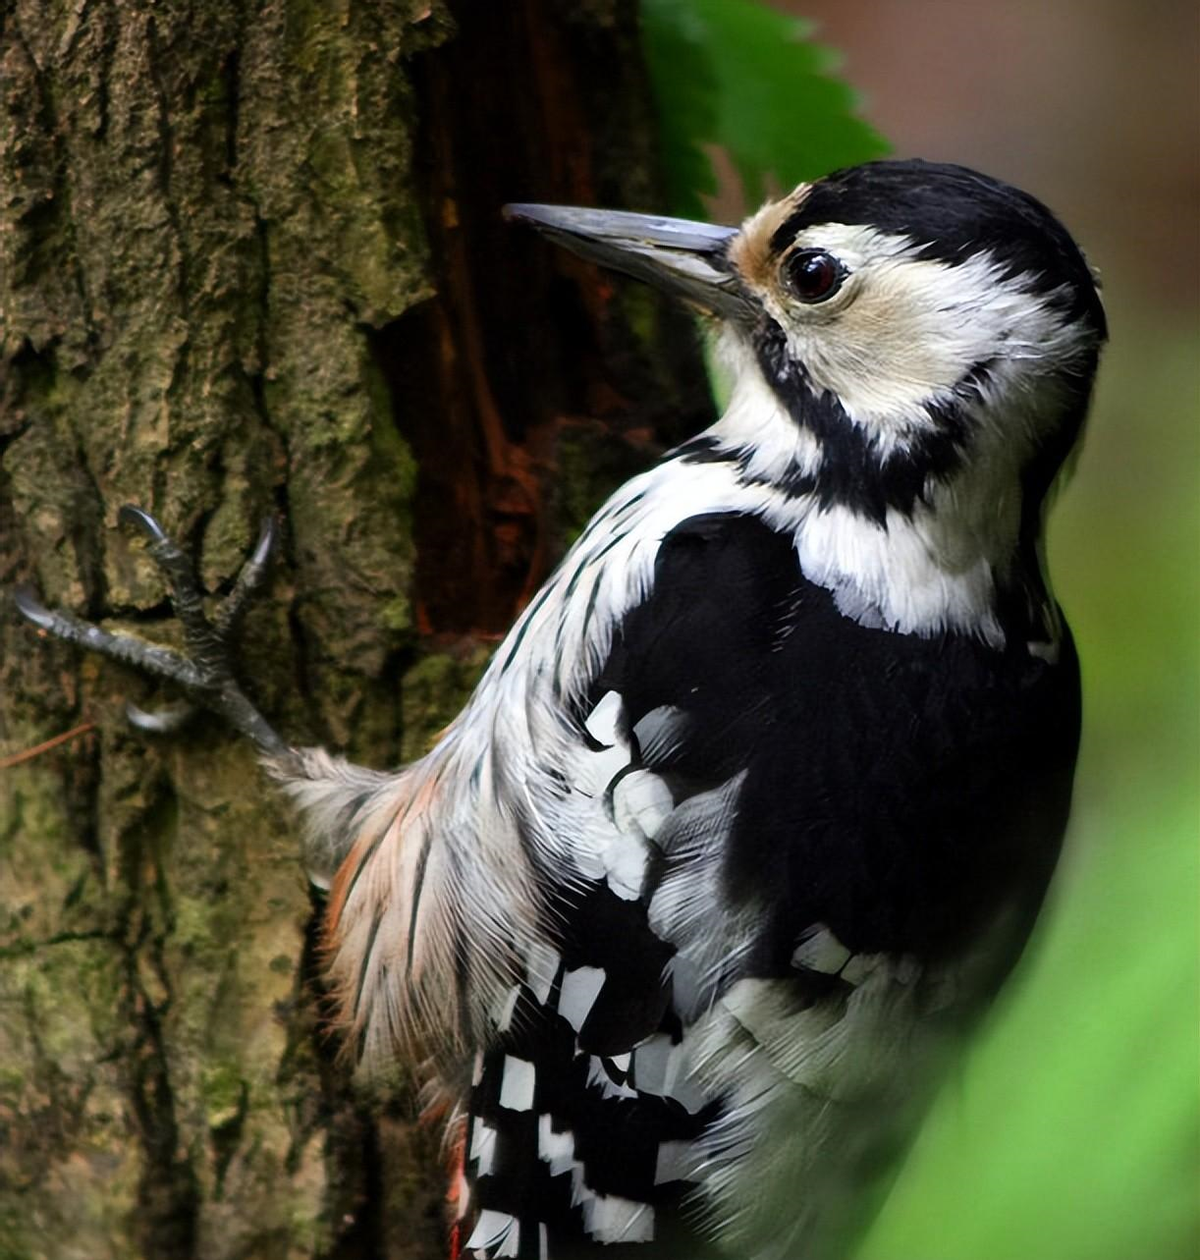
[15,505,291,759]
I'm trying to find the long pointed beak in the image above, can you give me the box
[503,204,754,322]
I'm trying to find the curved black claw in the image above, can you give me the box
[215,516,278,640]
[14,509,291,761]
[13,583,55,631]
[118,504,169,543]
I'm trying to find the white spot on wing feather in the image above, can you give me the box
[579,745,631,801]
[495,1225,521,1258]
[632,1033,709,1114]
[583,1195,655,1244]
[537,1114,577,1176]
[570,1164,595,1209]
[612,769,674,841]
[557,966,606,1033]
[469,1119,498,1177]
[840,953,884,987]
[587,1056,639,1100]
[536,1118,579,1174]
[631,705,689,764]
[584,689,625,746]
[465,1209,518,1254]
[791,926,852,975]
[602,830,649,900]
[498,1056,536,1112]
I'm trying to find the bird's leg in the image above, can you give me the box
[14,505,294,763]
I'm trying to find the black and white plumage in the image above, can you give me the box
[296,162,1106,1259]
[16,160,1106,1259]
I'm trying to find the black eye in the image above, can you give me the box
[782,249,844,303]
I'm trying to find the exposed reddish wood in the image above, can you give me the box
[375,0,714,638]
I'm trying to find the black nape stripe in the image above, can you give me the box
[673,339,995,522]
[751,321,973,522]
[674,433,819,502]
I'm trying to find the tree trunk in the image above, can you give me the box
[0,2,712,1256]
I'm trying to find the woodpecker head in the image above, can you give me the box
[506,160,1106,534]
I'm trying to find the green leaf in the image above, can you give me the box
[641,0,889,218]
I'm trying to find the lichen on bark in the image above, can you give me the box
[0,2,712,1256]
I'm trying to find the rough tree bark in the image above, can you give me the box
[0,2,712,1257]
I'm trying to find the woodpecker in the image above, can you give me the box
[16,160,1106,1260]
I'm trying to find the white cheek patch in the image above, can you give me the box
[761,224,1086,443]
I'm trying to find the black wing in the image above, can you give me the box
[462,510,1079,1259]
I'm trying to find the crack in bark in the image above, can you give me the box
[124,934,200,1260]
[144,12,191,317]
[0,928,112,960]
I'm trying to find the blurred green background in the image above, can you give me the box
[642,3,1199,1258]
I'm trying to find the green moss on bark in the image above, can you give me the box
[0,2,712,1256]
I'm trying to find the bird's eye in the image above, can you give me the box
[782,250,844,303]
